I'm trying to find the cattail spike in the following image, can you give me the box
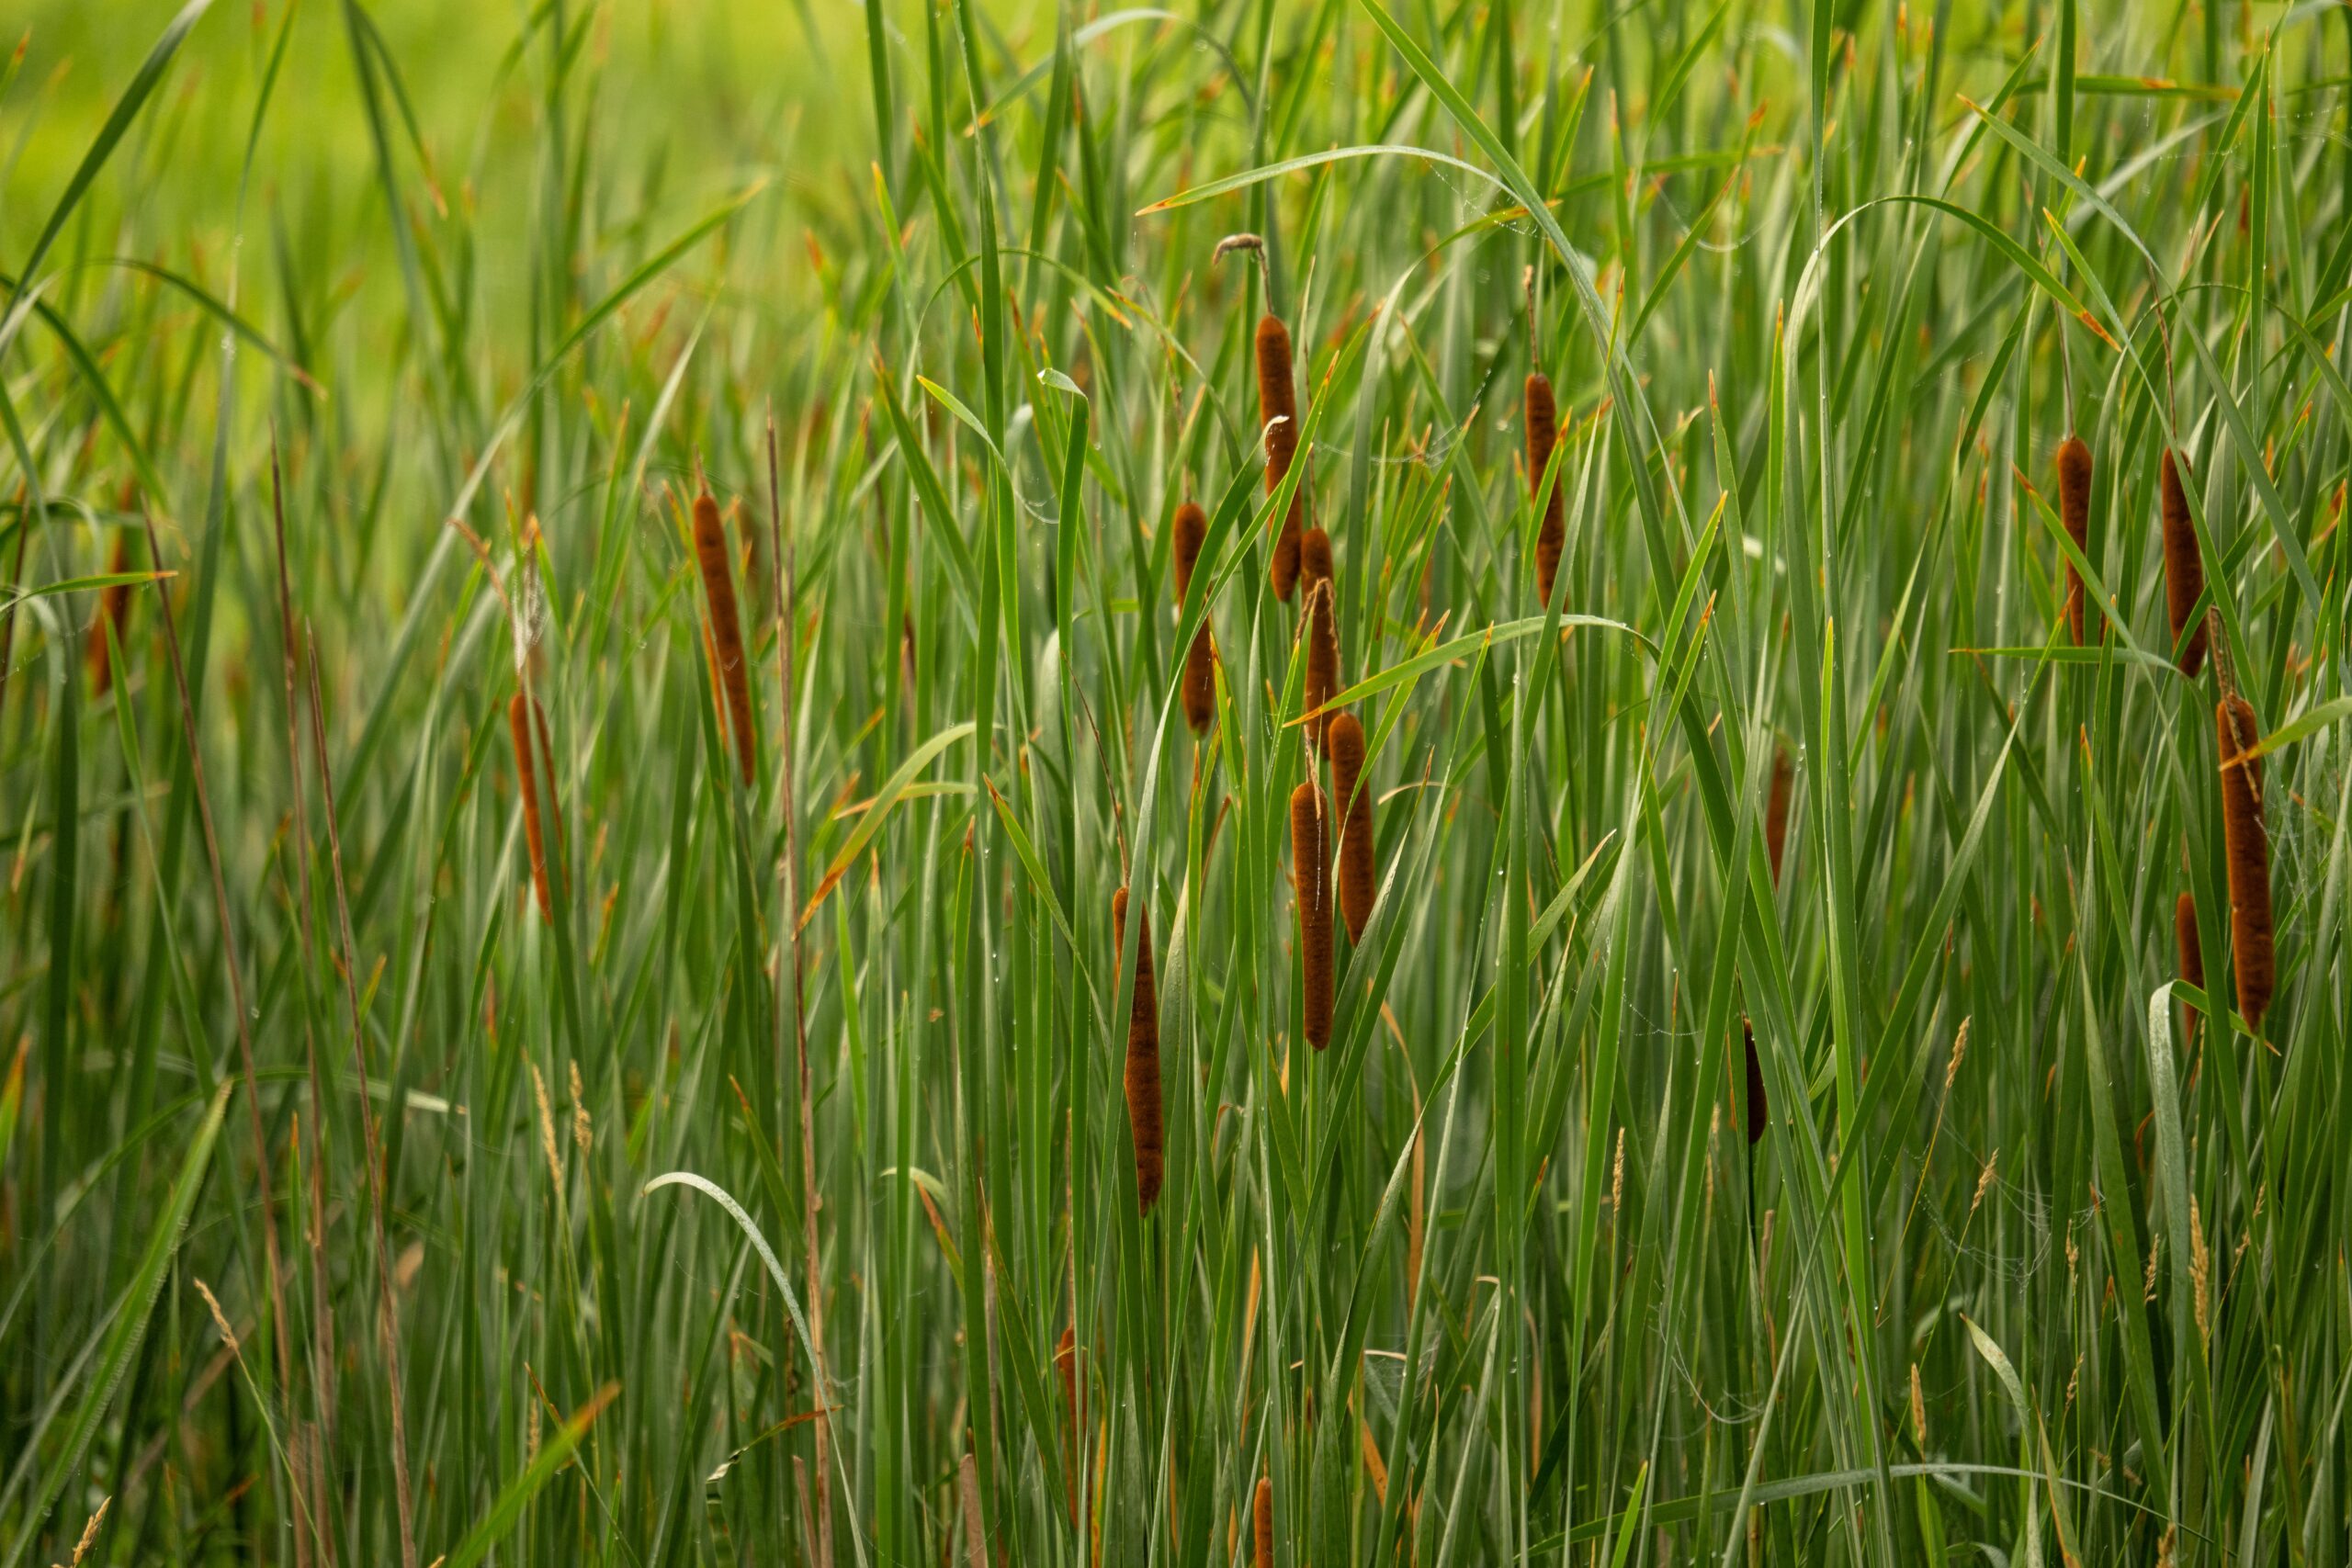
[1114,887,1163,1213]
[1525,373,1566,608]
[2175,891,2203,1047]
[1291,782,1333,1048]
[1329,712,1375,942]
[2160,450,2209,674]
[1172,501,1216,734]
[1258,316,1305,599]
[1743,1021,1768,1145]
[1252,1477,1273,1568]
[2216,695,2274,1032]
[2056,435,2095,646]
[1299,527,1341,747]
[1766,744,1793,886]
[693,491,758,785]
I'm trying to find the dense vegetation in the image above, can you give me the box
[3,1,2348,1564]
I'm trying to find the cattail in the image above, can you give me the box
[693,490,758,785]
[1172,500,1216,734]
[1114,887,1163,1213]
[1329,712,1375,942]
[1252,1477,1272,1568]
[1054,1326,1080,1527]
[1291,781,1333,1048]
[2175,890,2202,1044]
[2215,695,2274,1032]
[1298,527,1341,747]
[86,535,136,695]
[1525,372,1565,608]
[509,689,563,922]
[1766,745,1792,886]
[1258,315,1305,599]
[1743,1021,1768,1145]
[2056,435,2095,645]
[2160,450,2208,675]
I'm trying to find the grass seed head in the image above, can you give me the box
[2159,449,2209,674]
[1173,500,1216,734]
[1114,886,1163,1213]
[1525,372,1565,607]
[1257,315,1304,599]
[1328,712,1374,942]
[2215,695,2274,1032]
[693,490,758,785]
[1291,781,1333,1048]
[2056,435,2095,646]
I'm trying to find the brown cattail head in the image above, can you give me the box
[2056,435,2095,646]
[1114,886,1164,1213]
[2159,450,2209,675]
[1054,1327,1080,1526]
[1743,1021,1768,1145]
[2215,695,2274,1032]
[693,490,758,785]
[1525,373,1565,608]
[1298,527,1341,747]
[86,535,136,696]
[1328,712,1375,942]
[1257,315,1305,599]
[509,690,563,922]
[1252,1477,1273,1568]
[1290,781,1334,1049]
[1766,745,1793,886]
[1172,501,1216,734]
[2175,890,2203,1044]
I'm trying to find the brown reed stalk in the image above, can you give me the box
[86,534,135,695]
[1329,712,1375,942]
[1172,500,1216,734]
[509,689,564,921]
[1743,1021,1768,1145]
[1525,373,1565,608]
[2160,450,2209,674]
[694,489,758,784]
[2216,694,2275,1032]
[1766,744,1792,886]
[1257,314,1305,599]
[1299,527,1341,747]
[2056,434,2095,645]
[1252,1476,1272,1568]
[1291,781,1334,1048]
[2175,890,2202,1046]
[1114,886,1164,1213]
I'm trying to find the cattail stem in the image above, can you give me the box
[1525,373,1565,608]
[1299,527,1341,747]
[2216,695,2274,1032]
[694,490,758,785]
[1114,887,1163,1213]
[1291,781,1333,1048]
[1172,501,1216,734]
[510,690,562,921]
[1329,712,1375,942]
[2056,434,2095,645]
[1258,316,1305,599]
[2160,450,2209,674]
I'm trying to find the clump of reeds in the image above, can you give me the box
[1524,269,1566,608]
[1766,744,1792,886]
[1252,1477,1272,1568]
[1328,712,1375,942]
[694,488,758,785]
[1743,1021,1768,1145]
[1114,886,1163,1213]
[2215,694,2274,1032]
[1291,782,1333,1048]
[2160,450,2208,674]
[509,688,563,921]
[1298,527,1341,747]
[2176,890,2202,1044]
[1172,500,1216,734]
[2056,435,2095,645]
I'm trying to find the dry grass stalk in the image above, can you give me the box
[509,689,563,922]
[1291,781,1333,1048]
[694,489,758,784]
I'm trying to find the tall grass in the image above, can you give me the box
[2,1,2349,1565]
